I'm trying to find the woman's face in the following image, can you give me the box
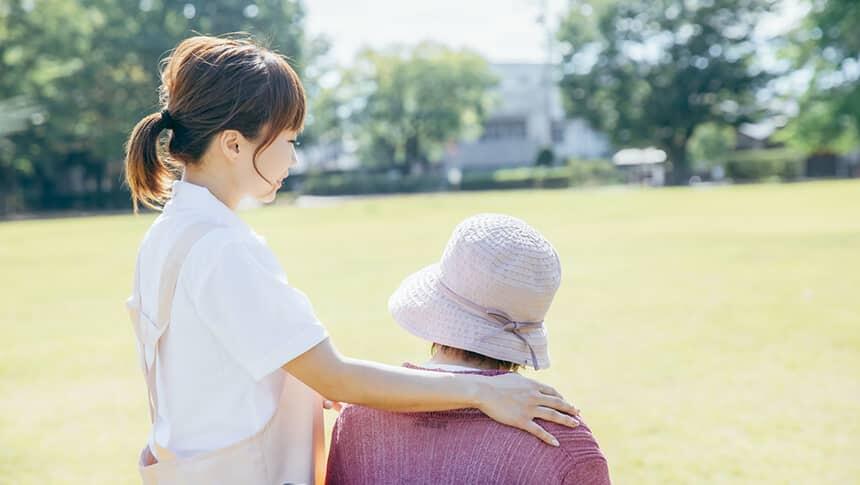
[241,128,299,204]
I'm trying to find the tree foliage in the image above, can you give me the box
[688,122,736,170]
[0,0,307,213]
[557,0,775,184]
[325,43,496,173]
[781,0,860,154]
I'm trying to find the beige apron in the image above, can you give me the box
[127,223,325,484]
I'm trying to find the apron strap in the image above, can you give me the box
[133,222,221,461]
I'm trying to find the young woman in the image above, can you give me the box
[124,35,579,484]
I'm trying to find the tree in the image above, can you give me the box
[557,0,774,184]
[781,0,860,154]
[0,0,95,212]
[330,43,496,173]
[297,34,339,148]
[688,122,736,171]
[0,0,308,214]
[0,96,41,213]
[776,93,858,155]
[535,147,556,167]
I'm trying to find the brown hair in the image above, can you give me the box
[431,343,520,372]
[124,34,306,212]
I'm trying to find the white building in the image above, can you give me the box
[297,63,610,173]
[443,63,610,171]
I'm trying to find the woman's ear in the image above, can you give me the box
[218,130,244,163]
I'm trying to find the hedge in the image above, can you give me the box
[297,160,621,196]
[723,148,804,182]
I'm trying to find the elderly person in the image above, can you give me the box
[326,214,611,485]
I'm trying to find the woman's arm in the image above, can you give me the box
[283,338,580,446]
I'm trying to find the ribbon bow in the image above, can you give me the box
[438,281,543,369]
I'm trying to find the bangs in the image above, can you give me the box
[255,51,306,153]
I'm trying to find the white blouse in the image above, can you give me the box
[128,180,328,458]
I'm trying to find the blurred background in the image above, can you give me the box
[1,0,859,211]
[1,0,858,483]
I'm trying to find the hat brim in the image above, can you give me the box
[388,263,550,369]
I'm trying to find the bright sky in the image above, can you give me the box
[305,0,569,64]
[305,0,808,65]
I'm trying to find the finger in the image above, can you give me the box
[537,394,580,417]
[534,406,580,428]
[332,401,344,412]
[537,383,562,398]
[323,400,335,410]
[522,420,560,447]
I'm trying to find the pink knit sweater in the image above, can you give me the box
[326,365,610,484]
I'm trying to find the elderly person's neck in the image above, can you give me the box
[426,344,518,372]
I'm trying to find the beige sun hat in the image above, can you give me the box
[388,213,562,370]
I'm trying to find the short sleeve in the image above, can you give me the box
[190,237,328,380]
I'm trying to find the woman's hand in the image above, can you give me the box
[475,373,581,446]
[285,338,578,443]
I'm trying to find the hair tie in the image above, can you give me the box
[160,109,175,130]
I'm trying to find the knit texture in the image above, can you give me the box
[326,366,610,485]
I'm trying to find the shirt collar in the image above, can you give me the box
[421,362,482,372]
[163,180,250,230]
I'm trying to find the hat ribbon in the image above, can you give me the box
[437,280,543,369]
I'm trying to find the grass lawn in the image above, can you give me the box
[1,180,858,484]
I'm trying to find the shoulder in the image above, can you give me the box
[330,405,378,446]
[549,419,606,459]
[142,214,249,259]
[546,419,610,484]
[180,224,280,292]
[331,404,424,439]
[334,404,387,428]
[187,225,250,259]
[183,224,244,266]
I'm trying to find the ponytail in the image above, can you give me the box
[124,111,179,213]
[124,35,307,213]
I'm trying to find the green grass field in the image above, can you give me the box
[1,180,858,484]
